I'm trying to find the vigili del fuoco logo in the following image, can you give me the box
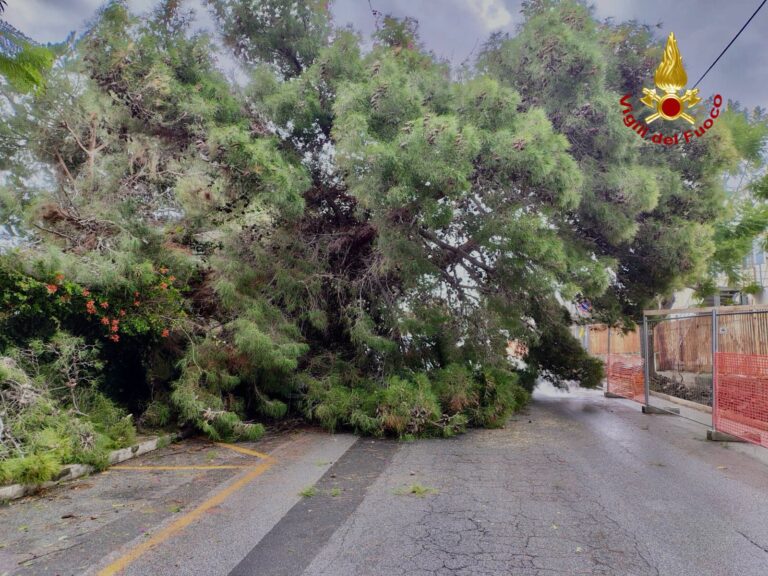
[620,32,722,146]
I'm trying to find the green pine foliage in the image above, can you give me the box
[1,0,767,448]
[303,365,527,438]
[0,43,53,93]
[708,106,768,288]
[0,14,54,93]
[0,335,138,486]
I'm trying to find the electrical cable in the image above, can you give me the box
[692,0,768,88]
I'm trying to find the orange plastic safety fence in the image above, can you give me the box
[607,353,644,403]
[714,352,768,447]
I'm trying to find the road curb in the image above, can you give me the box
[642,405,680,415]
[706,429,747,443]
[649,390,712,413]
[0,431,186,502]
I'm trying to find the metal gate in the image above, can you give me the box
[643,309,714,425]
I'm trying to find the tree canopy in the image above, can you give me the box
[0,3,53,93]
[0,0,765,445]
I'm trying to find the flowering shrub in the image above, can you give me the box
[0,261,187,347]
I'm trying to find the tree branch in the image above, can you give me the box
[418,229,495,275]
[32,223,75,242]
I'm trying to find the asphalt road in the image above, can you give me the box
[3,388,768,576]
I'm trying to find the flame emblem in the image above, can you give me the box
[640,33,700,124]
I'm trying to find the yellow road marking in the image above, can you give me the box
[110,442,268,472]
[98,448,275,576]
[215,441,271,459]
[112,465,251,471]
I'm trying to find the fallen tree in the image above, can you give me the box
[0,0,759,450]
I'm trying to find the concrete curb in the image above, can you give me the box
[706,429,747,443]
[649,390,712,413]
[642,405,681,415]
[0,431,184,502]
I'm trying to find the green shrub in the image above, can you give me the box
[303,366,520,438]
[72,445,111,471]
[236,421,266,442]
[141,399,173,428]
[305,373,445,438]
[305,378,368,432]
[348,409,382,436]
[0,342,139,486]
[85,392,137,448]
[198,411,265,442]
[0,454,61,485]
[29,427,75,462]
[432,364,478,415]
[471,367,530,428]
[258,398,288,419]
[377,375,441,437]
[439,413,469,437]
[576,356,605,389]
[432,363,530,429]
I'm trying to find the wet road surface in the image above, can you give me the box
[2,389,768,575]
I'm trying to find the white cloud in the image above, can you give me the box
[3,0,212,44]
[463,0,512,31]
[4,0,102,43]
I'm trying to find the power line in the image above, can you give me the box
[692,0,768,88]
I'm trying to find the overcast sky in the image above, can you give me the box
[4,0,768,109]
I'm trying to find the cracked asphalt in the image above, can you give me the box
[302,390,768,576]
[3,388,768,575]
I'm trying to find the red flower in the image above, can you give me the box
[161,328,170,338]
[101,317,110,326]
[82,289,90,297]
[100,301,109,309]
[86,300,97,314]
[109,334,120,343]
[46,284,58,294]
[168,276,176,283]
[54,273,65,284]
[159,282,168,290]
[133,300,141,307]
[119,309,126,317]
[134,291,140,297]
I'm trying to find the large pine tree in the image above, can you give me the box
[0,0,762,439]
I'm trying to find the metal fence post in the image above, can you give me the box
[585,324,590,352]
[711,307,718,431]
[643,314,650,407]
[606,324,611,393]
